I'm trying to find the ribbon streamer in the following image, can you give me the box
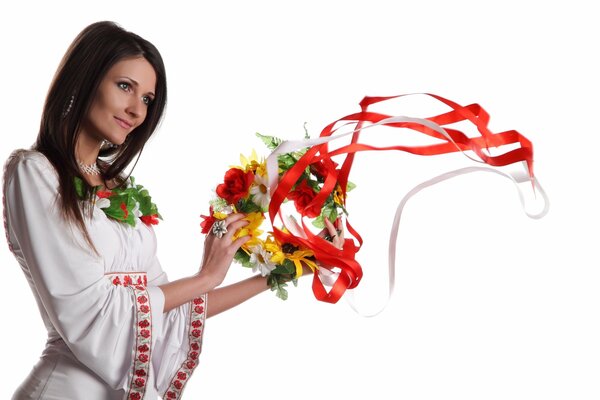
[265,93,548,305]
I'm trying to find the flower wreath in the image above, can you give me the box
[75,176,161,227]
[201,131,355,300]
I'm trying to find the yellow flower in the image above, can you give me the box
[213,211,228,220]
[239,149,267,176]
[333,184,345,206]
[234,212,265,250]
[265,235,318,278]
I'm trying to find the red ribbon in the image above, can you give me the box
[269,93,535,304]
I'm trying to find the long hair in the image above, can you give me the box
[33,21,167,248]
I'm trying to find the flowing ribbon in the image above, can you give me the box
[265,93,548,305]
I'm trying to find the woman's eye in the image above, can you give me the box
[142,95,153,106]
[118,82,130,91]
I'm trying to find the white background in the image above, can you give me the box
[1,1,598,399]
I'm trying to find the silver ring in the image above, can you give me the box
[211,220,228,238]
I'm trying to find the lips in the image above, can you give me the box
[114,116,133,130]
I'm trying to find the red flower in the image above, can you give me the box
[138,344,149,353]
[135,369,147,377]
[174,380,183,390]
[166,392,176,399]
[310,159,337,180]
[186,361,196,369]
[112,277,121,286]
[124,276,133,286]
[141,214,159,226]
[194,305,204,314]
[138,354,149,363]
[193,297,204,305]
[287,180,321,218]
[135,378,146,387]
[137,295,148,304]
[200,210,216,234]
[191,342,200,350]
[140,305,150,313]
[130,393,141,400]
[191,329,202,338]
[216,168,254,204]
[178,371,187,380]
[190,351,199,360]
[138,319,150,328]
[97,190,113,199]
[192,320,203,328]
[120,202,129,218]
[140,329,150,338]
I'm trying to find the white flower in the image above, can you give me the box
[132,201,142,217]
[96,197,110,209]
[249,173,270,210]
[249,246,277,277]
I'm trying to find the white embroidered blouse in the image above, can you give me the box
[3,150,206,400]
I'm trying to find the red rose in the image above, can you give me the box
[190,351,199,360]
[192,320,202,328]
[186,361,195,369]
[166,391,176,399]
[137,295,148,304]
[138,320,150,328]
[140,305,150,313]
[135,368,147,377]
[194,305,204,314]
[138,344,149,353]
[112,277,121,286]
[140,329,150,338]
[138,354,149,363]
[177,372,187,380]
[216,168,254,204]
[191,329,202,338]
[124,276,133,286]
[141,214,159,226]
[193,297,204,305]
[174,380,183,390]
[287,180,321,218]
[191,342,200,350]
[135,378,146,387]
[130,393,141,400]
[310,160,337,179]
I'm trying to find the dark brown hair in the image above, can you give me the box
[33,21,167,247]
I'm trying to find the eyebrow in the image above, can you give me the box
[120,76,156,97]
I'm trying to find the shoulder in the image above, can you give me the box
[3,149,58,189]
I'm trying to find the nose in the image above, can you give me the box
[125,97,144,119]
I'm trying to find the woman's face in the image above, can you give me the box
[81,57,157,146]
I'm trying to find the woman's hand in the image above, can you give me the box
[198,213,251,288]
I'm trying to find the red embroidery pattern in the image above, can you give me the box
[163,294,207,399]
[109,273,152,400]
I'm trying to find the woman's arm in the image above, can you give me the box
[206,274,270,318]
[159,213,250,313]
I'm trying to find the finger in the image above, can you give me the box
[324,217,338,237]
[224,212,247,225]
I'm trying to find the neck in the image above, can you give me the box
[75,133,102,165]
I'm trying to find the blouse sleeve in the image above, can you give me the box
[147,258,208,399]
[3,152,206,399]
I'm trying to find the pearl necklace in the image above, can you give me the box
[78,160,101,175]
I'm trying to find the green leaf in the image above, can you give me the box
[74,177,85,198]
[312,215,325,229]
[256,132,283,150]
[346,181,357,192]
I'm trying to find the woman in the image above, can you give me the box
[2,21,343,399]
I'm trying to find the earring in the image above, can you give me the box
[61,95,75,118]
